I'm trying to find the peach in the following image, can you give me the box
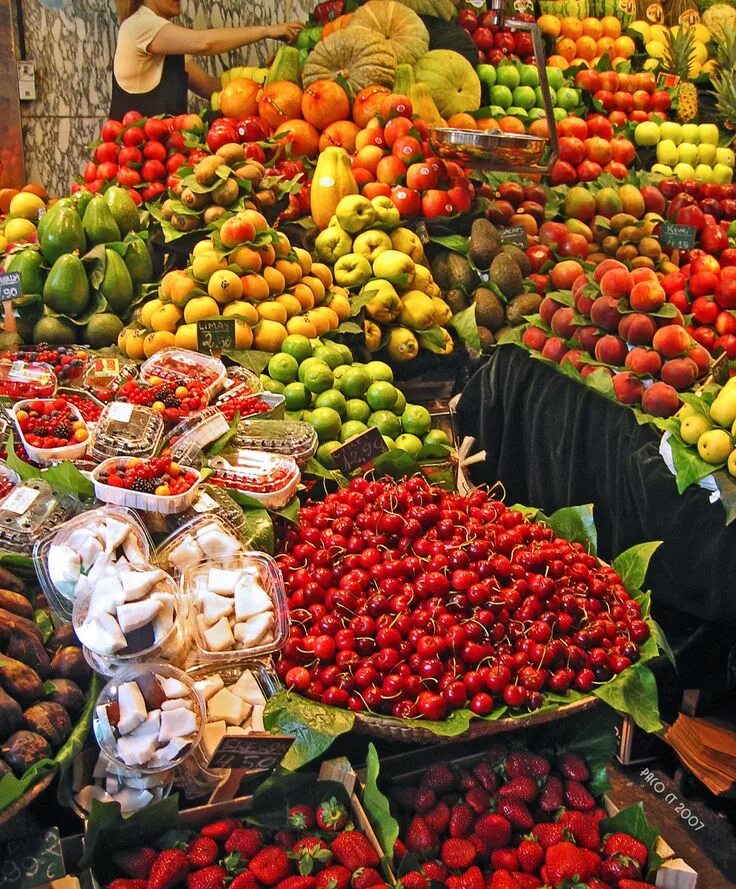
[522,327,548,350]
[540,296,565,327]
[572,274,588,295]
[582,364,613,378]
[629,281,665,312]
[593,258,627,283]
[658,307,684,327]
[561,348,586,371]
[625,347,661,377]
[575,325,602,353]
[600,267,634,300]
[542,337,567,363]
[652,325,690,358]
[618,313,656,345]
[551,260,585,290]
[590,295,621,331]
[576,289,595,316]
[660,357,698,391]
[613,371,643,405]
[641,381,680,417]
[551,306,578,339]
[595,334,628,366]
[687,344,710,377]
[631,266,658,284]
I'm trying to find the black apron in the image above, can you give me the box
[110,52,188,119]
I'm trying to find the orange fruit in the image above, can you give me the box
[257,82,303,129]
[447,113,478,129]
[575,36,598,60]
[559,16,583,40]
[600,15,622,38]
[537,13,561,36]
[581,17,603,39]
[613,35,636,58]
[547,54,570,70]
[275,259,303,287]
[498,116,525,134]
[597,36,615,56]
[556,37,578,61]
[241,273,270,302]
[263,266,286,295]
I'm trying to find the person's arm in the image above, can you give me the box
[186,60,220,99]
[149,21,303,56]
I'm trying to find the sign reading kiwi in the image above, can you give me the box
[659,223,696,250]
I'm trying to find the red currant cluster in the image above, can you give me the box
[4,346,88,381]
[216,394,271,423]
[15,399,88,450]
[117,379,207,423]
[276,477,650,721]
[62,392,103,423]
[99,454,198,496]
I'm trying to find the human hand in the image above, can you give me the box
[272,21,304,41]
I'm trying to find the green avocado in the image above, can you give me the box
[5,249,44,295]
[123,235,154,289]
[104,186,140,238]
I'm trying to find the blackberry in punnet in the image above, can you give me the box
[131,477,158,494]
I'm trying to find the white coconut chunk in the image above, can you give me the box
[91,575,126,609]
[122,772,166,789]
[199,591,234,625]
[207,688,250,726]
[226,725,250,736]
[104,516,130,553]
[123,533,147,566]
[78,536,104,571]
[202,615,235,652]
[117,733,159,767]
[87,552,112,586]
[129,709,161,738]
[148,737,190,768]
[198,525,241,558]
[202,720,227,758]
[114,787,153,815]
[92,752,110,779]
[168,536,203,572]
[117,599,161,634]
[74,573,91,600]
[117,680,148,735]
[48,544,81,595]
[159,705,197,743]
[151,591,175,642]
[207,567,242,595]
[161,698,189,711]
[95,705,116,748]
[121,568,166,602]
[233,612,274,648]
[68,528,95,552]
[193,674,224,701]
[155,676,187,700]
[76,785,113,811]
[77,612,127,656]
[251,705,265,732]
[231,671,266,706]
[234,579,273,621]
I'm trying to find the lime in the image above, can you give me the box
[313,345,343,370]
[261,377,285,395]
[366,381,398,411]
[527,107,546,121]
[345,398,371,423]
[368,410,401,439]
[424,428,450,446]
[382,435,396,450]
[281,334,313,364]
[284,381,309,411]
[316,441,341,469]
[512,86,537,111]
[268,353,299,384]
[303,361,334,394]
[315,388,347,416]
[519,64,540,88]
[340,420,368,442]
[333,364,351,381]
[395,433,423,457]
[490,85,513,109]
[392,389,406,416]
[364,360,394,383]
[337,365,371,399]
[310,407,342,443]
[477,64,496,88]
[284,409,304,421]
[333,343,354,365]
[495,64,520,90]
[506,107,529,120]
[402,404,431,436]
[546,67,564,91]
[298,357,325,383]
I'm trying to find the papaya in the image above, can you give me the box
[104,187,140,237]
[43,254,90,317]
[6,249,44,295]
[73,190,94,221]
[100,248,134,315]
[40,206,85,265]
[265,45,303,85]
[123,236,154,289]
[310,147,358,231]
[37,197,73,244]
[82,195,120,246]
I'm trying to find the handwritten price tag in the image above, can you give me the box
[208,734,294,771]
[332,426,388,475]
[659,223,696,250]
[197,319,236,353]
[499,226,529,248]
[0,828,65,889]
[0,272,22,302]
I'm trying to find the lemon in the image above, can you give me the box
[424,429,450,447]
[4,218,36,241]
[140,299,163,328]
[284,382,309,411]
[645,40,665,59]
[364,360,394,383]
[345,399,371,423]
[223,301,259,325]
[315,389,347,416]
[151,303,184,333]
[691,41,708,65]
[184,295,220,324]
[340,420,368,442]
[303,362,335,395]
[401,404,431,436]
[313,345,343,370]
[143,330,176,357]
[261,376,285,394]
[395,433,423,457]
[336,366,370,399]
[175,323,199,351]
[692,23,710,43]
[392,389,406,416]
[366,381,398,411]
[368,410,401,439]
[649,24,668,42]
[125,328,147,359]
[628,20,651,42]
[9,192,44,221]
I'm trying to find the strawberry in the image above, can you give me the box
[516,840,543,875]
[530,823,566,849]
[315,867,352,889]
[392,787,420,810]
[288,805,316,831]
[558,811,601,851]
[225,830,263,859]
[275,878,316,889]
[457,771,479,791]
[449,803,475,838]
[351,868,384,889]
[201,820,240,842]
[317,798,349,833]
[586,880,611,889]
[398,872,427,889]
[468,835,489,860]
[504,753,550,780]
[405,817,436,857]
[413,788,436,814]
[249,848,291,886]
[473,813,511,849]
[472,762,498,794]
[510,874,541,889]
[557,752,590,782]
[330,833,379,871]
[109,880,146,889]
[464,787,490,814]
[420,764,456,794]
[486,870,521,889]
[148,849,190,889]
[394,840,407,861]
[496,799,534,830]
[601,854,642,886]
[186,866,226,889]
[446,866,485,889]
[538,776,564,813]
[188,838,219,870]
[421,861,448,882]
[424,802,450,834]
[490,849,519,871]
[230,873,259,889]
[498,777,538,804]
[541,842,601,885]
[275,832,297,850]
[441,839,477,870]
[290,838,333,876]
[113,848,158,880]
[564,780,596,811]
[603,834,648,868]
[618,881,658,889]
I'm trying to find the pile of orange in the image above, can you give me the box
[538,15,636,69]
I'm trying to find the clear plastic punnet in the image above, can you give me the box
[181,552,289,665]
[207,450,299,509]
[92,458,202,514]
[0,359,56,400]
[234,418,318,467]
[165,407,230,465]
[156,513,244,578]
[140,348,226,399]
[12,399,89,465]
[91,403,164,461]
[0,479,71,554]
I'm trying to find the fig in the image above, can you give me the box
[23,702,72,749]
[0,588,33,619]
[0,686,23,737]
[7,631,51,678]
[47,624,78,653]
[0,653,43,703]
[1,730,52,776]
[51,646,91,689]
[45,678,85,714]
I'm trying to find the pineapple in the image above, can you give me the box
[663,26,699,122]
[712,31,736,131]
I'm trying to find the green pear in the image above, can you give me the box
[681,414,711,444]
[710,389,736,427]
[697,428,732,464]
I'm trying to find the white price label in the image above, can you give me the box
[192,492,218,512]
[0,486,40,515]
[108,402,133,422]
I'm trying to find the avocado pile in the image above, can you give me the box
[5,188,152,348]
[431,219,541,352]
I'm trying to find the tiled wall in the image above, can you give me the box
[19,0,312,195]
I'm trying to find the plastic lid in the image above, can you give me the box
[208,450,299,495]
[234,419,318,466]
[165,407,230,464]
[0,360,56,400]
[91,404,164,460]
[156,513,243,577]
[166,485,247,538]
[140,348,226,395]
[0,479,69,553]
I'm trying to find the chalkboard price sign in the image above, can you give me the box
[659,223,696,250]
[332,426,388,475]
[0,272,22,302]
[0,828,65,889]
[499,226,529,248]
[197,319,236,353]
[208,734,294,771]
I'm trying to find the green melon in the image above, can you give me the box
[414,50,481,117]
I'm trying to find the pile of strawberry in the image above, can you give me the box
[106,801,387,889]
[390,750,656,889]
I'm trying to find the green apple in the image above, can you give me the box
[713,163,734,185]
[698,123,719,146]
[674,162,696,180]
[546,67,564,91]
[476,64,496,88]
[695,164,714,182]
[495,62,520,90]
[370,196,401,231]
[333,252,373,288]
[314,225,353,264]
[716,147,736,168]
[680,123,700,144]
[519,64,539,87]
[656,139,679,167]
[556,87,579,110]
[634,121,660,147]
[490,85,512,109]
[335,194,377,234]
[552,107,568,121]
[651,163,673,176]
[535,85,556,107]
[697,143,717,166]
[527,107,546,121]
[353,229,392,263]
[677,142,698,165]
[372,250,416,289]
[659,121,682,145]
[512,85,536,110]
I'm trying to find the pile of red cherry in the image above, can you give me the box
[15,399,88,450]
[275,477,650,721]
